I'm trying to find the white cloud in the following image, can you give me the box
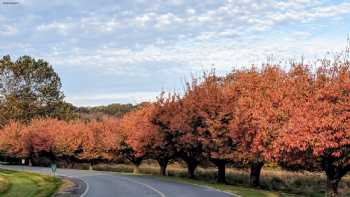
[80,16,120,33]
[133,12,184,29]
[168,0,184,6]
[36,14,123,36]
[27,1,350,41]
[0,25,17,36]
[45,33,347,77]
[36,21,73,35]
[134,14,153,27]
[186,9,196,15]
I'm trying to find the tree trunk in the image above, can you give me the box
[133,164,140,174]
[249,161,264,187]
[212,159,226,184]
[326,176,340,197]
[132,158,143,174]
[89,161,93,170]
[321,159,347,197]
[158,159,169,176]
[186,160,198,179]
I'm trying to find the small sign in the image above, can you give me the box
[21,159,25,165]
[51,164,57,176]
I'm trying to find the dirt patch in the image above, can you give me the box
[58,179,75,193]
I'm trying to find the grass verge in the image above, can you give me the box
[94,163,334,197]
[126,173,299,197]
[0,169,61,197]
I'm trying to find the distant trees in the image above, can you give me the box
[76,103,135,120]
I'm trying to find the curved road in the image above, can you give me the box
[0,165,236,197]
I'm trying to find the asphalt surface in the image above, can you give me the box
[0,165,236,197]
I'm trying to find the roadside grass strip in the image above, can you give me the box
[0,169,61,197]
[0,176,10,194]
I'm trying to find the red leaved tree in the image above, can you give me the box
[80,118,121,169]
[23,118,58,165]
[147,95,179,176]
[182,72,237,183]
[52,120,87,167]
[171,84,206,179]
[0,121,28,161]
[119,104,156,173]
[274,62,350,196]
[228,66,289,187]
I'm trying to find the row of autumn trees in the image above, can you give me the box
[1,58,350,196]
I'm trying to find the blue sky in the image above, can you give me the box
[0,0,350,106]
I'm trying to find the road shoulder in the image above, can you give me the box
[54,177,87,197]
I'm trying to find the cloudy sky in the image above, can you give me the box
[0,0,350,106]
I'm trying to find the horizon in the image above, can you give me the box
[1,0,350,106]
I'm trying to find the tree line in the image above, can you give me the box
[0,55,137,125]
[0,55,75,126]
[1,55,350,196]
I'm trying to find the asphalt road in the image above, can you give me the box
[0,165,236,197]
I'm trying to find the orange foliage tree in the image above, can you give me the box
[182,73,237,182]
[119,104,156,173]
[169,88,206,179]
[228,66,290,186]
[0,121,28,161]
[148,95,178,175]
[0,119,69,165]
[274,62,350,196]
[21,118,58,165]
[0,118,122,167]
[80,118,121,169]
[275,64,316,171]
[52,120,86,167]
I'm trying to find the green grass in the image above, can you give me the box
[0,169,61,197]
[0,176,10,193]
